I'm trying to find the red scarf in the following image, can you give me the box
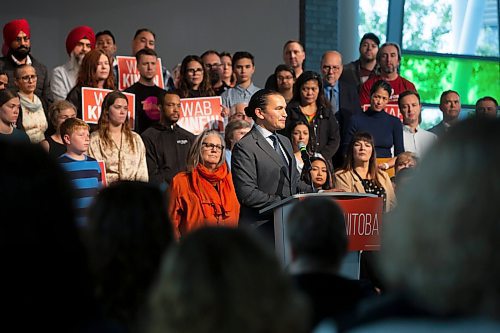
[190,163,236,221]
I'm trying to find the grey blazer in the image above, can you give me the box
[231,125,308,225]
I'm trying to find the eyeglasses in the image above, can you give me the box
[202,142,224,151]
[19,75,37,82]
[186,68,203,75]
[322,65,341,72]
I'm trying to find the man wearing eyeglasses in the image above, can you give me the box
[125,48,166,134]
[51,26,95,101]
[201,50,228,96]
[0,19,53,111]
[321,51,361,167]
[141,91,196,187]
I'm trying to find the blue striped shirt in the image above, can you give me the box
[58,154,102,227]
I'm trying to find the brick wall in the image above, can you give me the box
[302,0,338,73]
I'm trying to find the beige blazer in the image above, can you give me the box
[334,169,396,212]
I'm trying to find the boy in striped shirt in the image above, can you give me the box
[58,118,102,227]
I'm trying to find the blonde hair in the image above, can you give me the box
[48,100,77,128]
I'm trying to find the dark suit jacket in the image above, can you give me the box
[320,80,361,168]
[337,80,362,140]
[340,59,362,90]
[231,125,307,225]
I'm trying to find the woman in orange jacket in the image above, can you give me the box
[168,129,240,238]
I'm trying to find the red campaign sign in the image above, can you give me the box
[334,196,384,251]
[177,96,224,135]
[116,56,164,90]
[361,103,403,122]
[81,87,136,129]
[97,160,107,187]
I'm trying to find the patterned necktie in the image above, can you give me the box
[270,134,288,167]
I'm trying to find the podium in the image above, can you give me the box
[260,192,384,279]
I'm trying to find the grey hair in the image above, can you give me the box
[380,118,500,318]
[186,129,225,171]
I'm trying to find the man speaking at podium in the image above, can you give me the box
[231,89,310,240]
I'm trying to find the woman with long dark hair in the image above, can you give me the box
[176,55,214,98]
[334,131,396,212]
[282,71,340,167]
[0,89,29,142]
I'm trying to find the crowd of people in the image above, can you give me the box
[1,17,499,333]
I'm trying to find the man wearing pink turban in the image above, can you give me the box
[51,26,95,101]
[0,19,53,110]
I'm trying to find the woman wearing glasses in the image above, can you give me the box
[176,55,215,98]
[282,71,340,170]
[168,129,240,238]
[14,64,48,143]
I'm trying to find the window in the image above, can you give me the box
[403,0,499,57]
[359,0,389,43]
[401,53,500,105]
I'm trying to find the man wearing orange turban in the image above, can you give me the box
[0,18,53,110]
[51,26,95,101]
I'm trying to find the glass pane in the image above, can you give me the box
[403,0,499,57]
[359,0,388,43]
[421,106,477,130]
[401,53,500,106]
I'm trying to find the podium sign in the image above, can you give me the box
[335,196,383,251]
[261,192,384,277]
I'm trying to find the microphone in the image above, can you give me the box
[298,142,312,172]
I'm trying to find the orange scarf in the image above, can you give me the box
[190,163,236,221]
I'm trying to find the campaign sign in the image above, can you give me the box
[335,196,384,251]
[177,96,224,135]
[116,56,164,90]
[81,87,136,129]
[362,103,403,122]
[97,160,107,187]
